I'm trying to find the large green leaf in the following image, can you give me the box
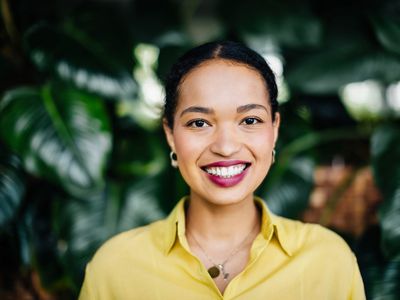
[219,0,322,48]
[54,177,166,286]
[0,152,25,228]
[357,226,400,299]
[23,24,138,100]
[257,103,315,218]
[111,127,167,177]
[370,14,400,55]
[131,0,182,43]
[286,46,400,94]
[62,2,135,69]
[259,156,314,219]
[0,83,112,196]
[21,185,77,295]
[371,123,400,259]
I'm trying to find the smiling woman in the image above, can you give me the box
[78,41,366,300]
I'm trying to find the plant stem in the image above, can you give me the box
[269,126,373,186]
[1,0,19,45]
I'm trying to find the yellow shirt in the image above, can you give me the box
[79,197,365,300]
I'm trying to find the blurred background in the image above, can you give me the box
[0,0,399,299]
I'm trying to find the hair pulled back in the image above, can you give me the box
[163,41,278,129]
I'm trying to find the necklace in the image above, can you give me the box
[187,222,257,281]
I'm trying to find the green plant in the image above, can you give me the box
[1,0,399,299]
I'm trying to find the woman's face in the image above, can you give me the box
[164,59,280,206]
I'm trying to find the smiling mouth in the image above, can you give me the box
[202,163,251,178]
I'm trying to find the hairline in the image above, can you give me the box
[174,57,272,117]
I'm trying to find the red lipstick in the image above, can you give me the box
[202,160,249,168]
[202,160,250,188]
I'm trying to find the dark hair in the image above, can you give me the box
[163,41,278,129]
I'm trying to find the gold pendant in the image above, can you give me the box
[208,266,220,278]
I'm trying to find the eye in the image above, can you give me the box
[187,119,210,128]
[241,117,262,125]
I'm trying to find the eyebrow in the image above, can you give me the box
[237,104,269,113]
[179,103,269,117]
[180,106,214,117]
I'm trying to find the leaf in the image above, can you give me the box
[111,127,168,177]
[259,156,314,219]
[131,0,181,43]
[356,226,400,299]
[219,0,322,48]
[23,23,138,100]
[21,186,77,293]
[371,123,400,259]
[370,14,400,55]
[61,2,135,69]
[0,152,25,227]
[0,83,112,196]
[54,178,166,285]
[286,46,400,94]
[257,103,315,218]
[156,44,189,83]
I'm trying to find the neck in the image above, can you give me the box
[185,193,261,244]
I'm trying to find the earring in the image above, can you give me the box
[170,151,178,168]
[272,149,276,164]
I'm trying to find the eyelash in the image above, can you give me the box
[186,119,210,128]
[241,117,263,125]
[186,117,263,128]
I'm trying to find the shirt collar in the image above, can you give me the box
[163,196,293,256]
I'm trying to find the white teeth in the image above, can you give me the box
[205,164,247,178]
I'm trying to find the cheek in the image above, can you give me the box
[249,131,275,155]
[173,131,205,164]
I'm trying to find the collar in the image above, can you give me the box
[162,196,294,257]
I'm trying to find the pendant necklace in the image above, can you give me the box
[188,222,257,281]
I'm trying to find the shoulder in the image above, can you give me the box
[89,218,167,269]
[274,215,354,263]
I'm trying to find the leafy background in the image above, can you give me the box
[0,0,399,299]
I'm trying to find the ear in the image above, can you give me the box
[272,112,280,147]
[163,119,176,152]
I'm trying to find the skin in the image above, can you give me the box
[163,59,280,293]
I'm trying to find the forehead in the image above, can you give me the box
[177,60,269,110]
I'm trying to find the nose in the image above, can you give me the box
[209,124,242,157]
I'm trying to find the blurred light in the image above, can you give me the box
[134,44,159,69]
[246,32,290,104]
[340,80,385,121]
[297,105,312,122]
[263,54,283,76]
[187,17,224,44]
[118,43,165,129]
[262,53,290,104]
[155,31,188,47]
[386,81,400,114]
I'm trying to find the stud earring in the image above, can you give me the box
[170,151,178,168]
[272,149,276,164]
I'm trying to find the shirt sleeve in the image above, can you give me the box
[349,254,366,300]
[79,264,94,300]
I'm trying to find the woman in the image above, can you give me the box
[79,41,365,299]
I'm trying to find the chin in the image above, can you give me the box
[194,189,255,207]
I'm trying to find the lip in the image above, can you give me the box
[201,160,251,188]
[201,160,250,168]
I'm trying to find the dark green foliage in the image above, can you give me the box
[0,83,112,196]
[0,152,25,227]
[371,123,400,260]
[24,24,138,99]
[357,226,400,300]
[0,0,399,298]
